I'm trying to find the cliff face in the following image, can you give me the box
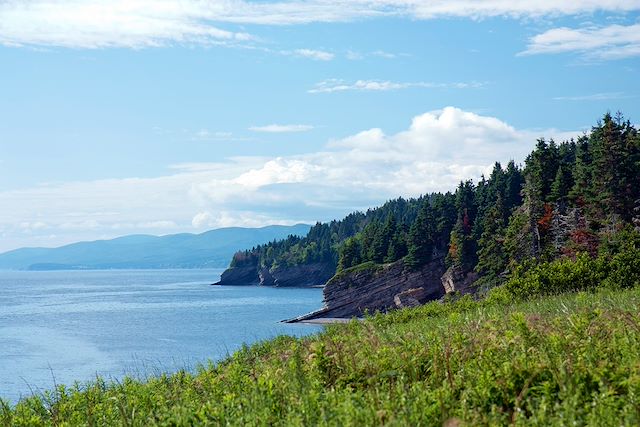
[214,261,335,287]
[259,262,335,287]
[441,265,479,295]
[214,265,260,286]
[288,257,447,321]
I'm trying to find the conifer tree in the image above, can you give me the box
[337,237,361,271]
[549,164,573,203]
[448,181,478,270]
[504,160,524,212]
[476,193,508,278]
[405,202,435,269]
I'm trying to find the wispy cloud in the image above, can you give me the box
[191,130,234,140]
[249,124,315,133]
[309,79,484,94]
[1,1,638,49]
[521,23,640,60]
[290,49,334,61]
[184,129,255,142]
[553,92,633,101]
[345,50,403,60]
[0,0,252,49]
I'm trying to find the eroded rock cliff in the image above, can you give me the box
[214,261,335,287]
[213,265,260,286]
[287,257,447,321]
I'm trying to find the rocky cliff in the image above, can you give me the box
[214,261,335,287]
[213,264,260,286]
[286,257,447,321]
[441,265,479,295]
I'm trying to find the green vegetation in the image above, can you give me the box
[231,112,640,293]
[4,254,640,425]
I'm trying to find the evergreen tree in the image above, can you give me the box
[549,163,573,203]
[448,181,478,270]
[569,135,593,207]
[476,193,508,278]
[405,202,435,269]
[504,160,524,212]
[385,231,407,263]
[337,237,361,271]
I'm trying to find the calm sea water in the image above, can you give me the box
[0,269,323,403]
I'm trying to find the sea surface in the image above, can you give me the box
[0,269,323,403]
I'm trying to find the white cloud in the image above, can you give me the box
[346,50,365,60]
[189,129,254,142]
[292,49,334,61]
[192,210,297,229]
[1,1,638,49]
[0,0,252,49]
[553,92,633,101]
[192,130,234,140]
[0,107,583,252]
[345,50,406,60]
[233,158,321,188]
[192,211,215,228]
[407,1,640,19]
[249,124,314,133]
[521,23,640,60]
[309,79,484,94]
[138,220,178,229]
[19,221,49,232]
[371,50,398,59]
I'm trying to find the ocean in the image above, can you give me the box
[0,269,323,403]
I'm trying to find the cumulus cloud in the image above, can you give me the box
[521,23,640,60]
[249,124,314,133]
[0,107,582,252]
[309,79,484,94]
[1,0,638,49]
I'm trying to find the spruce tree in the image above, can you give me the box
[476,193,508,278]
[405,202,435,269]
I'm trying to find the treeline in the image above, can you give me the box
[230,199,425,270]
[229,112,640,285]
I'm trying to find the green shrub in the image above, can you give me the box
[503,237,640,301]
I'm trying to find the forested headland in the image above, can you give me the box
[227,112,640,294]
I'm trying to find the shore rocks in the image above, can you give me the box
[212,265,260,286]
[288,257,447,321]
[394,288,429,309]
[215,261,335,287]
[266,262,335,287]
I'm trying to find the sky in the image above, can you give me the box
[0,0,639,252]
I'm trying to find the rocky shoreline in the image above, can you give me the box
[215,253,479,322]
[284,257,447,322]
[212,261,335,288]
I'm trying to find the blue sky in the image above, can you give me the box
[0,1,639,251]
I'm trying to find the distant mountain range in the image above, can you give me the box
[0,224,311,270]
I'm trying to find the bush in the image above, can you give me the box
[502,235,640,301]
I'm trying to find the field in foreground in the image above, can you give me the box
[2,287,640,426]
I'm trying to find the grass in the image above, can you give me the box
[2,286,640,426]
[327,261,382,285]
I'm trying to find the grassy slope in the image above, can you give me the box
[3,288,640,426]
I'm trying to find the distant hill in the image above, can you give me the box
[0,224,311,270]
